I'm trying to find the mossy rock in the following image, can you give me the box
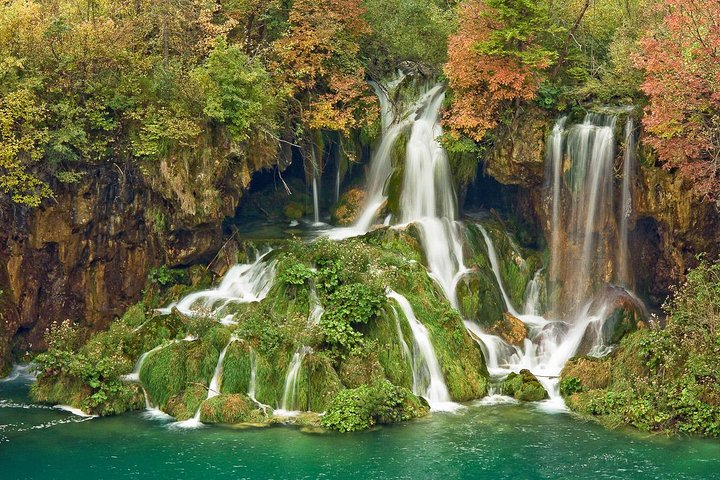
[199,393,268,424]
[339,353,385,389]
[140,337,220,411]
[487,312,528,346]
[284,202,305,220]
[331,187,367,226]
[501,369,548,402]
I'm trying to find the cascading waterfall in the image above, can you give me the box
[396,87,468,307]
[308,284,325,326]
[159,251,276,320]
[391,305,413,366]
[463,111,644,406]
[618,115,635,287]
[476,225,520,318]
[523,269,543,316]
[548,117,566,285]
[387,290,457,411]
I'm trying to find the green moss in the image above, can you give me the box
[220,341,252,395]
[199,394,267,424]
[501,370,549,402]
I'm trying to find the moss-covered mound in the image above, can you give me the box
[560,260,720,437]
[501,369,549,402]
[321,380,429,432]
[32,229,489,429]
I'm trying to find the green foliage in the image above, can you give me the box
[362,0,453,71]
[32,320,141,415]
[0,88,52,206]
[562,259,720,437]
[475,0,560,70]
[321,380,429,432]
[148,265,188,288]
[190,40,277,143]
[277,255,315,286]
[321,283,385,354]
[560,376,582,397]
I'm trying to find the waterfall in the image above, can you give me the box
[391,305,413,365]
[248,348,272,414]
[548,117,566,284]
[170,338,235,428]
[159,251,276,319]
[120,346,161,383]
[329,83,445,240]
[396,87,469,307]
[335,164,341,204]
[387,290,458,411]
[523,269,543,316]
[308,284,325,326]
[207,339,235,400]
[618,115,635,287]
[476,224,520,317]
[277,346,310,414]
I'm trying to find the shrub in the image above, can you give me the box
[321,381,428,432]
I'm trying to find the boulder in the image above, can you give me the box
[501,369,549,401]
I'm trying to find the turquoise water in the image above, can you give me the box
[1,373,719,479]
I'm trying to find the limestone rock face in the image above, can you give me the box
[486,109,549,187]
[0,159,252,373]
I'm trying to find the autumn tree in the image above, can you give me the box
[635,0,720,202]
[445,0,558,141]
[273,0,377,135]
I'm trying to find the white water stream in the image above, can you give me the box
[387,290,458,411]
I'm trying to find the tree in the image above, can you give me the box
[635,0,720,202]
[191,39,278,143]
[272,0,376,135]
[444,0,557,141]
[0,89,52,207]
[361,0,454,73]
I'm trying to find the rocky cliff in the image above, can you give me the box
[0,136,276,373]
[481,108,720,308]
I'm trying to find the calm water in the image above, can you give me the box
[1,371,718,480]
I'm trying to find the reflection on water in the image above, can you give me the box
[1,372,718,479]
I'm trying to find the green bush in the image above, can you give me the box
[561,258,720,436]
[321,381,429,432]
[321,283,385,353]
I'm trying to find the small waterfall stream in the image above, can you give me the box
[277,346,311,415]
[159,251,276,319]
[387,290,457,411]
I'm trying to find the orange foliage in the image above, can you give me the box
[273,0,376,134]
[444,0,546,141]
[635,0,720,201]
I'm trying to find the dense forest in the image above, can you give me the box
[1,0,719,459]
[2,0,718,207]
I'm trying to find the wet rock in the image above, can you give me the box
[577,286,647,356]
[487,312,528,346]
[501,369,549,402]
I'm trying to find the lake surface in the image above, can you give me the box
[1,369,718,480]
